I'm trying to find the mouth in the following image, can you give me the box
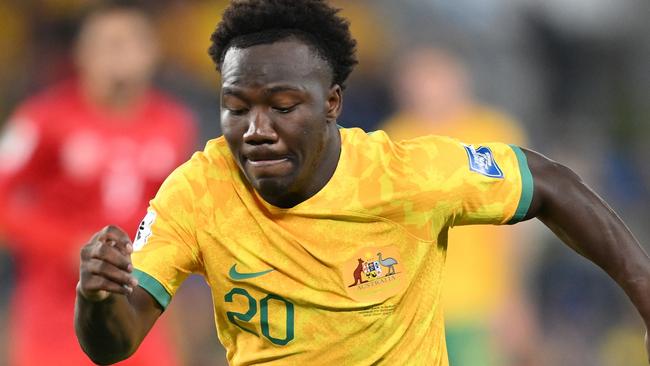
[246,157,290,167]
[243,153,294,178]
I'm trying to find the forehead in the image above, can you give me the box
[78,10,154,47]
[85,10,150,33]
[221,40,331,89]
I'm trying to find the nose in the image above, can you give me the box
[243,108,278,145]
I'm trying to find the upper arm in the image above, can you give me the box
[520,147,584,222]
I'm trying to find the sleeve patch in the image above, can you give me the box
[133,210,156,251]
[463,144,504,179]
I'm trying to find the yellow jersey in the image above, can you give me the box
[131,127,533,365]
[380,108,528,323]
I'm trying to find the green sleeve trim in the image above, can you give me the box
[507,145,534,224]
[133,269,171,310]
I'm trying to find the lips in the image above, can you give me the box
[242,150,293,176]
[246,157,290,166]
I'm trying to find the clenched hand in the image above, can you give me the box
[77,225,138,302]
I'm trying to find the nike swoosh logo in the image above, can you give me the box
[229,264,274,280]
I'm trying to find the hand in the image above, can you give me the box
[77,225,138,302]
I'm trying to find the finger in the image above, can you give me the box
[90,242,133,272]
[86,258,139,288]
[102,225,131,244]
[83,227,124,252]
[103,225,133,255]
[82,275,134,296]
[107,238,134,256]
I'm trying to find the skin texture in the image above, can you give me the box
[74,38,650,364]
[75,226,161,365]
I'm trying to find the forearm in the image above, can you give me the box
[76,226,163,364]
[533,159,650,324]
[74,288,142,365]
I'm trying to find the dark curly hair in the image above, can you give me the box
[209,0,358,89]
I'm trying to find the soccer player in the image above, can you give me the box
[74,1,650,365]
[0,2,196,365]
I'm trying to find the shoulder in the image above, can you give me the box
[166,136,237,191]
[346,128,462,162]
[470,106,527,145]
[152,136,241,224]
[340,128,470,191]
[11,81,78,122]
[341,127,460,165]
[1,82,78,154]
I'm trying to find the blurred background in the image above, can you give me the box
[0,0,648,365]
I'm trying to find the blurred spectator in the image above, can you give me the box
[0,2,197,365]
[379,47,540,366]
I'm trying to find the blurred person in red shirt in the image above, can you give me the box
[0,1,196,365]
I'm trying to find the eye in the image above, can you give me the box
[273,105,298,114]
[227,108,249,116]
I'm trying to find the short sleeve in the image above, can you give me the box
[131,164,202,309]
[444,140,533,226]
[403,135,533,227]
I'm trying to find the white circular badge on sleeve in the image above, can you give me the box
[133,210,157,251]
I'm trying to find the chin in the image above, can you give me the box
[253,176,294,199]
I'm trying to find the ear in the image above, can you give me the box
[325,84,343,123]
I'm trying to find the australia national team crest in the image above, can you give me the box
[463,144,504,178]
[343,246,407,302]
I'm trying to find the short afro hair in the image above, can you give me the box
[209,0,358,89]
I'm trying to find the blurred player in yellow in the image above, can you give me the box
[380,47,539,365]
[73,1,650,365]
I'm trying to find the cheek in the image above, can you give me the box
[295,118,327,163]
[221,114,244,136]
[220,116,246,150]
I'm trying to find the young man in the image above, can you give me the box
[74,1,650,365]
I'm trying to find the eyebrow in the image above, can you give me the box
[221,84,305,98]
[264,85,304,95]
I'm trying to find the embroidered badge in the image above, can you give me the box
[463,144,504,178]
[343,245,407,302]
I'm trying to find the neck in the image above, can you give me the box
[81,78,148,113]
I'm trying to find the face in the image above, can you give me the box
[76,10,159,102]
[394,48,469,118]
[220,39,342,207]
